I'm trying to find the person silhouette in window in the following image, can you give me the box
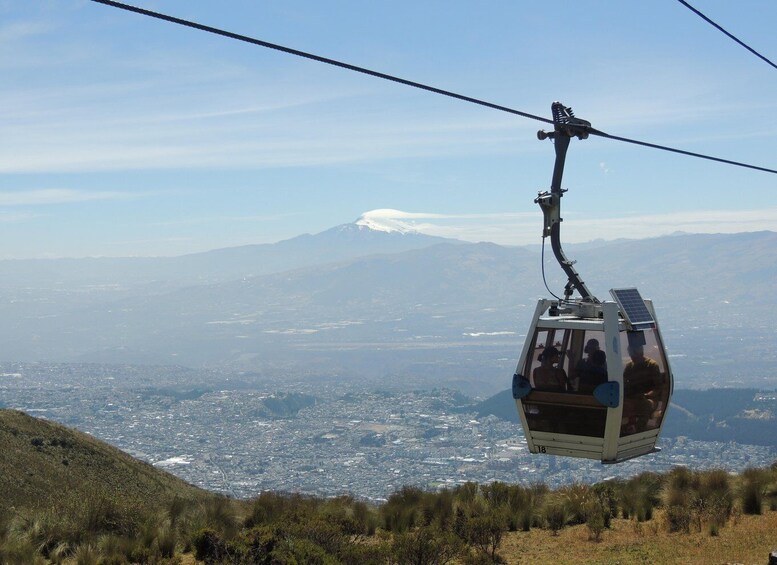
[622,344,661,433]
[533,346,567,392]
[578,348,608,394]
[574,339,607,393]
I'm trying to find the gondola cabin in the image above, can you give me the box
[512,289,673,463]
[512,102,674,463]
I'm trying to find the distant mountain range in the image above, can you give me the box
[2,221,776,395]
[0,220,453,289]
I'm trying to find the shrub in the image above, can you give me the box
[381,486,425,532]
[665,505,691,533]
[619,473,661,521]
[454,482,480,505]
[502,484,534,532]
[192,528,227,563]
[350,499,378,536]
[204,497,239,535]
[340,539,390,565]
[244,491,287,528]
[699,470,733,517]
[560,483,591,525]
[320,497,362,536]
[518,507,533,532]
[390,525,463,565]
[463,509,507,562]
[591,482,617,527]
[157,525,177,558]
[73,544,99,565]
[95,534,138,564]
[288,518,345,556]
[0,536,46,565]
[166,496,188,528]
[543,500,568,536]
[421,489,455,530]
[665,467,697,508]
[740,467,768,515]
[271,537,339,565]
[481,482,510,509]
[707,519,720,537]
[699,477,732,536]
[228,524,280,564]
[584,500,607,542]
[23,508,84,558]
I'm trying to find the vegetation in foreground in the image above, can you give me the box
[2,409,777,563]
[2,466,776,563]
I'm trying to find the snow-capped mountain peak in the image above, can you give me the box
[354,209,424,235]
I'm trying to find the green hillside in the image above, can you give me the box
[0,409,211,513]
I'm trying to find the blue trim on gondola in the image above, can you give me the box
[512,374,532,399]
[593,381,620,408]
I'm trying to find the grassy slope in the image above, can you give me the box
[3,409,776,563]
[0,409,211,513]
[500,510,777,564]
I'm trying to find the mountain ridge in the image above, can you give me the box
[2,230,776,394]
[0,219,456,290]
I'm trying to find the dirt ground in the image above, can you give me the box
[499,510,777,564]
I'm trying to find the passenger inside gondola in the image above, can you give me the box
[579,349,608,393]
[575,338,608,393]
[532,346,567,392]
[622,341,661,434]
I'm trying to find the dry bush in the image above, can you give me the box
[584,499,607,542]
[739,467,769,515]
[543,497,568,536]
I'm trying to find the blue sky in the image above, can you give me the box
[1,0,776,257]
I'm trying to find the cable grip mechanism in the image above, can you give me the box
[534,102,597,303]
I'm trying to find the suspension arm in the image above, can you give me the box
[534,102,597,302]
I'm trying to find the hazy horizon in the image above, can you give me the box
[3,210,775,260]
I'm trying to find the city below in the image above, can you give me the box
[2,362,775,501]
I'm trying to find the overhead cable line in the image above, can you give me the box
[92,0,777,176]
[90,0,552,126]
[676,0,777,71]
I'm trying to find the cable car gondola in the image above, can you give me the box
[512,103,673,463]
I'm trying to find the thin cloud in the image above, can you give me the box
[356,207,777,245]
[567,208,777,238]
[0,21,54,43]
[0,90,533,173]
[152,212,304,227]
[356,209,537,242]
[0,189,134,206]
[0,52,534,173]
[0,210,40,223]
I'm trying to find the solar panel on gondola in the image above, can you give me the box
[511,103,673,463]
[610,288,655,330]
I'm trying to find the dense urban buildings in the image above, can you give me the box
[2,362,774,500]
